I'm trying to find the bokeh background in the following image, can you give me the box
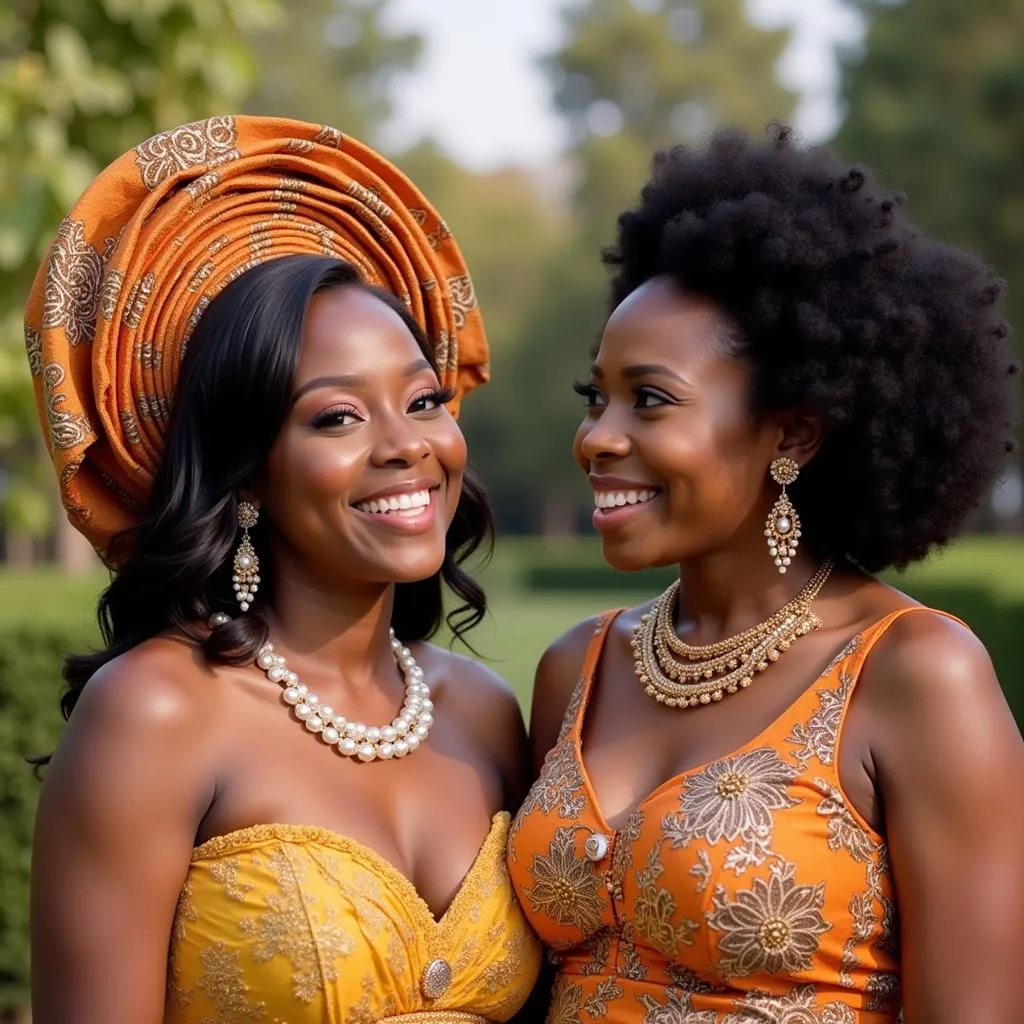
[1,0,1023,1014]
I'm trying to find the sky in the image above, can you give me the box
[381,0,865,171]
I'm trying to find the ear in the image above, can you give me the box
[773,409,824,468]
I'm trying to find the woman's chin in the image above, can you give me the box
[599,539,664,575]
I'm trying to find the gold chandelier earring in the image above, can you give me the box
[765,457,801,575]
[233,501,260,611]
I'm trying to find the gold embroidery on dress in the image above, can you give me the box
[632,842,698,958]
[525,826,603,938]
[173,877,199,941]
[547,976,585,1024]
[239,845,354,1002]
[722,984,856,1023]
[839,842,896,987]
[814,780,875,863]
[583,976,623,1017]
[578,928,614,976]
[690,848,712,893]
[638,987,716,1024]
[195,941,266,1023]
[708,861,830,979]
[866,969,901,1013]
[787,655,859,769]
[672,748,800,847]
[209,857,253,902]
[346,970,397,1024]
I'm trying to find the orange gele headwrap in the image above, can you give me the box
[24,115,488,564]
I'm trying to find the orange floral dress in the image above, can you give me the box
[508,608,950,1023]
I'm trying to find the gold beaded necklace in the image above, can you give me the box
[631,559,834,708]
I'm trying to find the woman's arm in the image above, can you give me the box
[31,644,217,1024]
[863,612,1024,1024]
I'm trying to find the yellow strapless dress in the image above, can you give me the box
[166,811,541,1023]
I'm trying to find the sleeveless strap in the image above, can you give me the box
[563,610,623,739]
[841,604,969,675]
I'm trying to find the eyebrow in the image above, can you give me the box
[291,358,434,403]
[589,363,692,386]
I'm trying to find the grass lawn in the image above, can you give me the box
[1,534,1021,713]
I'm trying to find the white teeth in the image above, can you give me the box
[594,488,658,510]
[355,489,432,515]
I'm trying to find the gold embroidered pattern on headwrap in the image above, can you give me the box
[25,115,487,564]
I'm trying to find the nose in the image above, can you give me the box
[370,414,431,467]
[578,407,631,462]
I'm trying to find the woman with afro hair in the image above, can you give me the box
[508,126,1024,1023]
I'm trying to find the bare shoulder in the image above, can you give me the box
[62,635,218,750]
[528,608,630,774]
[859,607,1022,780]
[861,607,1004,712]
[417,642,521,718]
[45,635,223,818]
[416,642,529,806]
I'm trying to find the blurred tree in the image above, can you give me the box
[397,139,569,354]
[0,0,281,544]
[396,141,572,520]
[549,0,796,242]
[245,0,421,145]
[835,0,1024,362]
[494,0,797,535]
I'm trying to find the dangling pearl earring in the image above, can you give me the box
[765,458,801,575]
[233,501,260,611]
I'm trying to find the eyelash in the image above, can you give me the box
[310,387,456,429]
[410,386,457,413]
[573,381,675,409]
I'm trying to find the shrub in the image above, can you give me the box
[0,631,70,1012]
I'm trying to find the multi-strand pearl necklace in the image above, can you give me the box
[209,614,433,762]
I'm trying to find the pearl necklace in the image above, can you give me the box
[209,614,433,762]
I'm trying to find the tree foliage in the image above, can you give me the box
[244,0,421,145]
[835,0,1024,358]
[489,0,797,533]
[0,0,282,533]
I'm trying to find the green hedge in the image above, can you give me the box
[0,632,69,1012]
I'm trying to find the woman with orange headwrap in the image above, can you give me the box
[26,116,541,1023]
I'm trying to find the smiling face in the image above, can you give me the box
[574,276,783,572]
[257,285,467,587]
